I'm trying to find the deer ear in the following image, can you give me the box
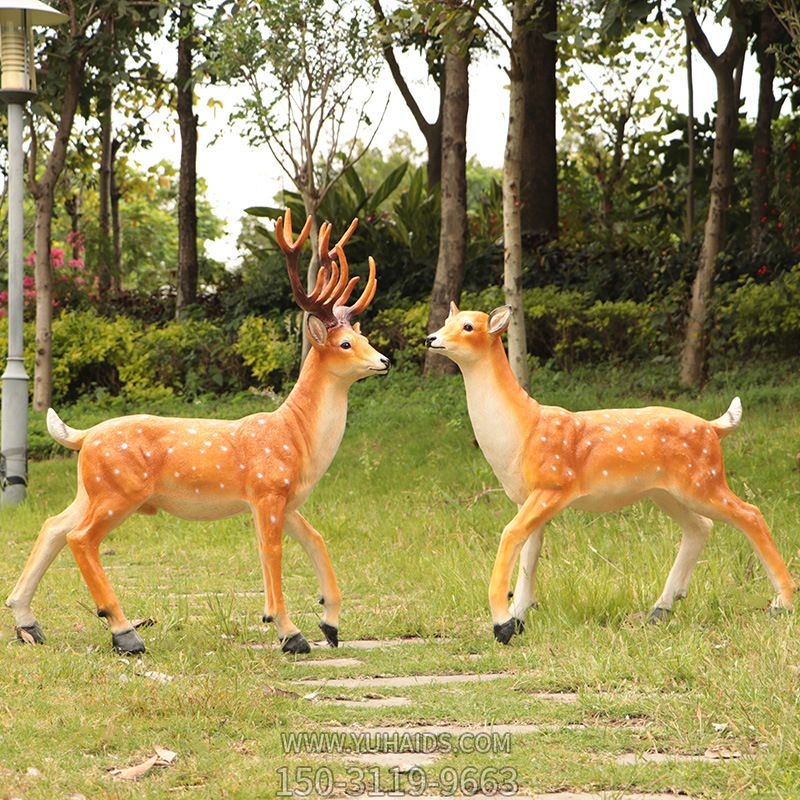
[352,321,361,334]
[487,305,512,335]
[448,301,459,318]
[307,314,328,346]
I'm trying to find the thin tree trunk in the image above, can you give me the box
[65,193,81,255]
[97,84,113,299]
[30,58,83,411]
[110,137,123,289]
[424,48,469,376]
[686,32,695,241]
[300,206,320,362]
[503,1,529,391]
[519,0,558,243]
[751,9,779,250]
[175,0,198,320]
[680,70,740,387]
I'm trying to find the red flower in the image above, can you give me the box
[22,276,34,289]
[757,265,769,277]
[760,216,768,224]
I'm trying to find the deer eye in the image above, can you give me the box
[340,341,352,350]
[463,323,474,332]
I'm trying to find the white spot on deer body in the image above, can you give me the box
[240,464,245,470]
[257,472,263,479]
[105,451,111,457]
[121,443,128,450]
[258,419,266,425]
[145,451,151,458]
[95,476,101,482]
[604,426,612,432]
[616,446,624,453]
[107,510,114,517]
[562,439,567,446]
[585,440,592,446]
[216,464,221,470]
[136,428,142,433]
[270,514,277,524]
[723,498,729,505]
[702,448,708,454]
[221,446,228,452]
[691,427,697,433]
[683,442,689,448]
[636,435,644,441]
[182,442,188,447]
[167,447,174,454]
[556,420,562,426]
[566,469,574,477]
[540,436,547,442]
[169,429,175,434]
[219,483,225,489]
[711,469,717,476]
[188,428,197,435]
[113,469,120,475]
[174,471,180,478]
[195,488,200,494]
[204,441,212,447]
[143,472,148,478]
[282,444,289,451]
[640,451,645,456]
[602,469,609,476]
[555,455,560,460]
[199,449,205,455]
[264,447,271,454]
[656,467,662,473]
[250,433,256,438]
[696,481,701,487]
[551,465,557,471]
[94,440,101,446]
[284,478,290,485]
[279,464,285,471]
[622,433,627,439]
[661,438,667,443]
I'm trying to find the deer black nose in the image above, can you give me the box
[380,357,391,369]
[424,335,435,347]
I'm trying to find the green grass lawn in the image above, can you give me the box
[2,361,800,799]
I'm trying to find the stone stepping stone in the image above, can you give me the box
[330,722,575,737]
[295,657,363,668]
[349,751,440,770]
[240,637,435,651]
[616,750,741,765]
[332,696,411,708]
[296,673,512,689]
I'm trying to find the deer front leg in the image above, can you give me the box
[508,525,545,634]
[252,497,310,655]
[284,511,342,647]
[490,490,566,645]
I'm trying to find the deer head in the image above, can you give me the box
[425,302,513,366]
[275,209,389,382]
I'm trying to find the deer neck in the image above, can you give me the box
[459,338,539,499]
[279,349,350,488]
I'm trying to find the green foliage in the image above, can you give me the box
[717,265,800,357]
[235,315,299,387]
[369,302,429,367]
[120,318,244,402]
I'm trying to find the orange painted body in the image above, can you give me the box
[427,304,795,640]
[7,212,389,653]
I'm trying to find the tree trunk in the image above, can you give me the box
[65,193,81,256]
[503,1,529,392]
[300,207,320,362]
[686,32,695,242]
[30,58,83,411]
[519,0,558,243]
[751,9,780,251]
[110,137,123,289]
[680,69,739,387]
[424,48,469,376]
[97,84,113,299]
[175,0,199,320]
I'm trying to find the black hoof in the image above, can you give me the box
[16,622,45,644]
[280,632,311,655]
[647,606,672,624]
[768,604,792,618]
[112,628,146,654]
[319,621,339,648]
[493,618,516,645]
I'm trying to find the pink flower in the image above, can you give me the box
[22,276,34,288]
[75,276,86,286]
[0,291,8,303]
[24,251,35,266]
[0,309,6,318]
[68,258,85,270]
[50,247,65,268]
[757,265,769,277]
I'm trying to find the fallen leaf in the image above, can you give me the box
[16,627,35,644]
[72,622,85,632]
[131,617,157,629]
[138,670,173,685]
[109,754,159,781]
[26,767,42,778]
[154,746,177,765]
[302,690,320,702]
[704,745,741,760]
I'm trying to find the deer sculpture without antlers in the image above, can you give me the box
[426,302,795,644]
[6,210,390,655]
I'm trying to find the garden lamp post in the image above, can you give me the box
[0,0,66,506]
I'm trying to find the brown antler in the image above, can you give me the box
[275,209,376,328]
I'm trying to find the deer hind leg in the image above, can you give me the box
[66,499,144,654]
[285,511,341,647]
[6,496,86,642]
[508,525,545,634]
[252,497,309,655]
[648,491,713,623]
[490,490,567,645]
[697,488,795,614]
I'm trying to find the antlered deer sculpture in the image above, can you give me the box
[6,211,390,655]
[426,303,795,644]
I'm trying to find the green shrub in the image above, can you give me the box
[235,314,298,387]
[717,265,800,356]
[369,301,428,367]
[120,318,244,401]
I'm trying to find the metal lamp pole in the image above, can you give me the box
[0,0,66,506]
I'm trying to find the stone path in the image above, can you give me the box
[295,672,513,688]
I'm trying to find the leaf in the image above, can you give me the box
[244,206,284,218]
[16,627,36,644]
[368,163,408,213]
[131,617,157,629]
[109,754,159,781]
[154,746,178,765]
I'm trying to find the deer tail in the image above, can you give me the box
[710,396,742,438]
[46,408,87,451]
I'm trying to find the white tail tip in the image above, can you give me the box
[712,396,742,437]
[46,407,85,450]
